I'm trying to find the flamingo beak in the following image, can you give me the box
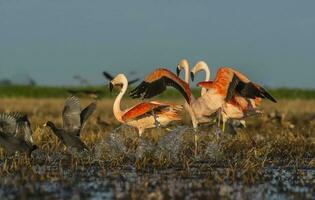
[109,82,113,93]
[176,67,181,76]
[190,72,195,82]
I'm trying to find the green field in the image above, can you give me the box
[0,85,315,100]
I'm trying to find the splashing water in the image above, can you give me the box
[135,138,155,160]
[95,125,130,160]
[154,126,188,163]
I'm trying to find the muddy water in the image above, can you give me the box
[0,164,314,199]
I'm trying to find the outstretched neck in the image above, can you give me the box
[200,64,211,95]
[113,82,128,123]
[203,65,210,82]
[183,65,190,84]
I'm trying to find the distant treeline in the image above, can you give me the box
[0,85,314,100]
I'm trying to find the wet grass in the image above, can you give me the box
[0,98,315,199]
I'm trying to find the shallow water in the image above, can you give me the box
[0,164,314,200]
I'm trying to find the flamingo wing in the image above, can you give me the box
[226,72,277,103]
[122,102,169,122]
[197,67,276,103]
[102,71,114,81]
[130,68,191,104]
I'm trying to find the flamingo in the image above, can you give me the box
[130,61,213,130]
[130,60,276,132]
[129,60,215,154]
[190,61,263,131]
[196,65,276,131]
[110,74,182,136]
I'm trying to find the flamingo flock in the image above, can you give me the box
[0,59,277,156]
[129,59,276,133]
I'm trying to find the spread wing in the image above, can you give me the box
[197,67,277,103]
[62,96,81,131]
[103,71,114,81]
[9,112,34,145]
[80,102,96,129]
[130,68,192,104]
[0,113,17,134]
[226,69,277,103]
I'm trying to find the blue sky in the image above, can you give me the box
[0,0,314,88]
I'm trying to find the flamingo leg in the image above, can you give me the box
[240,120,246,128]
[193,128,199,156]
[138,128,144,137]
[151,110,160,128]
[222,119,226,133]
[194,134,198,156]
[217,109,221,127]
[222,113,227,133]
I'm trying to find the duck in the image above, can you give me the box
[44,96,96,152]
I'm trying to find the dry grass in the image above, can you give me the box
[0,98,315,189]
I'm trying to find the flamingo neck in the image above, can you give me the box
[113,81,128,123]
[203,65,211,82]
[200,65,211,95]
[183,65,190,84]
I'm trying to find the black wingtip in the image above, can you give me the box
[129,81,146,99]
[102,71,114,81]
[260,87,277,103]
[267,94,277,103]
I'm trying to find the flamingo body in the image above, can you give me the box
[111,74,182,136]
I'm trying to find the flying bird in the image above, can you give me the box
[0,113,37,156]
[103,71,139,85]
[73,75,90,86]
[44,96,96,153]
[67,89,103,99]
[110,74,182,136]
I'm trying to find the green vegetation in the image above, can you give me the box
[0,85,315,100]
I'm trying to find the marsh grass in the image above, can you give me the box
[0,98,315,198]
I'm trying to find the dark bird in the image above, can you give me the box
[44,96,96,153]
[0,113,37,156]
[67,89,103,99]
[103,71,139,85]
[73,75,90,86]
